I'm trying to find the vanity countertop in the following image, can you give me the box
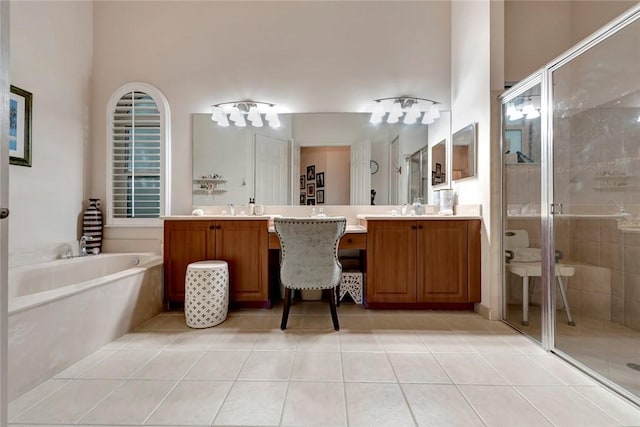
[268,224,366,233]
[356,214,482,220]
[162,215,276,221]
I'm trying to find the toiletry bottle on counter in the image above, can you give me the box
[248,198,255,215]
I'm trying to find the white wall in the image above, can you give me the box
[451,0,495,315]
[90,1,452,218]
[9,1,92,262]
[505,0,635,83]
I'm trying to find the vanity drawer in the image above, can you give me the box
[339,233,366,249]
[269,231,367,250]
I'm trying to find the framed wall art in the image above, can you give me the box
[9,85,33,167]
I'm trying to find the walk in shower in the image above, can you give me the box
[501,6,640,404]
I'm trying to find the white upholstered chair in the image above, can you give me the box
[274,217,347,331]
[505,229,576,326]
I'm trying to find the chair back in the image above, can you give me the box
[274,217,347,290]
[504,229,530,249]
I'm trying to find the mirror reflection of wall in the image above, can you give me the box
[451,122,477,180]
[299,146,350,205]
[192,112,449,206]
[431,140,446,186]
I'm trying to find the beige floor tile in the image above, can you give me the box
[213,381,288,426]
[339,331,383,352]
[526,353,597,386]
[237,350,295,380]
[388,353,451,383]
[206,329,261,350]
[54,350,115,379]
[253,330,300,350]
[281,381,347,427]
[516,385,620,426]
[460,332,522,354]
[434,353,508,385]
[291,351,343,381]
[12,379,123,425]
[136,313,190,331]
[459,385,553,427]
[338,315,376,331]
[376,331,429,352]
[164,329,220,350]
[79,350,160,379]
[344,382,414,427]
[342,352,396,382]
[481,353,563,385]
[419,331,475,353]
[79,379,176,425]
[296,331,341,352]
[145,380,232,426]
[9,379,71,421]
[116,331,181,350]
[184,350,250,380]
[402,384,484,426]
[572,386,640,426]
[132,350,204,380]
[302,314,336,330]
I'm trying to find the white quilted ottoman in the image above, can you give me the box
[185,260,229,328]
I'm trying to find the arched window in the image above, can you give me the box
[106,83,171,225]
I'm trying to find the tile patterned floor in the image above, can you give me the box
[9,302,640,426]
[507,304,640,398]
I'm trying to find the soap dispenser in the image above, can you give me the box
[248,198,255,216]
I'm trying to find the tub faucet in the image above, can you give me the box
[79,235,94,256]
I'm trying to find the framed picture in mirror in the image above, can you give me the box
[300,175,305,189]
[431,140,446,187]
[307,165,316,181]
[316,172,325,188]
[317,190,324,204]
[307,183,315,197]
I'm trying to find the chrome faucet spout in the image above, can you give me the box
[79,235,94,256]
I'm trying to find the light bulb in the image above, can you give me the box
[266,108,280,128]
[234,112,247,127]
[251,114,264,127]
[247,105,260,123]
[229,106,242,123]
[428,103,440,120]
[421,111,434,124]
[211,106,224,122]
[403,103,421,124]
[387,101,403,124]
[369,101,385,124]
[509,108,524,121]
[217,113,229,127]
[522,100,538,118]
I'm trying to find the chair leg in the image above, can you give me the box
[336,283,341,306]
[328,288,340,331]
[522,276,529,326]
[556,276,576,326]
[281,288,292,330]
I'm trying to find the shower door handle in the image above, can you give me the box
[0,207,8,219]
[550,203,563,215]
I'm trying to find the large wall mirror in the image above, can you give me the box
[452,122,477,180]
[192,112,450,206]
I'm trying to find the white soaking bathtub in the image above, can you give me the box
[8,253,164,401]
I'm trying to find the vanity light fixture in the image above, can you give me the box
[369,97,441,126]
[507,95,540,121]
[210,100,280,128]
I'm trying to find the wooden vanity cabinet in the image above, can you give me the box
[365,219,480,308]
[163,219,269,308]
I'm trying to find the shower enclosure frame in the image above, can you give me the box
[500,4,640,406]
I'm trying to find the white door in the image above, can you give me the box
[390,136,400,205]
[290,139,300,205]
[0,0,10,421]
[254,134,289,205]
[350,138,371,205]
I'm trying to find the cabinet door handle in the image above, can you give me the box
[348,238,353,243]
[417,225,423,229]
[411,225,417,230]
[209,224,216,230]
[216,225,222,229]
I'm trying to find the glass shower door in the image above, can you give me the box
[551,16,640,401]
[502,80,544,342]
